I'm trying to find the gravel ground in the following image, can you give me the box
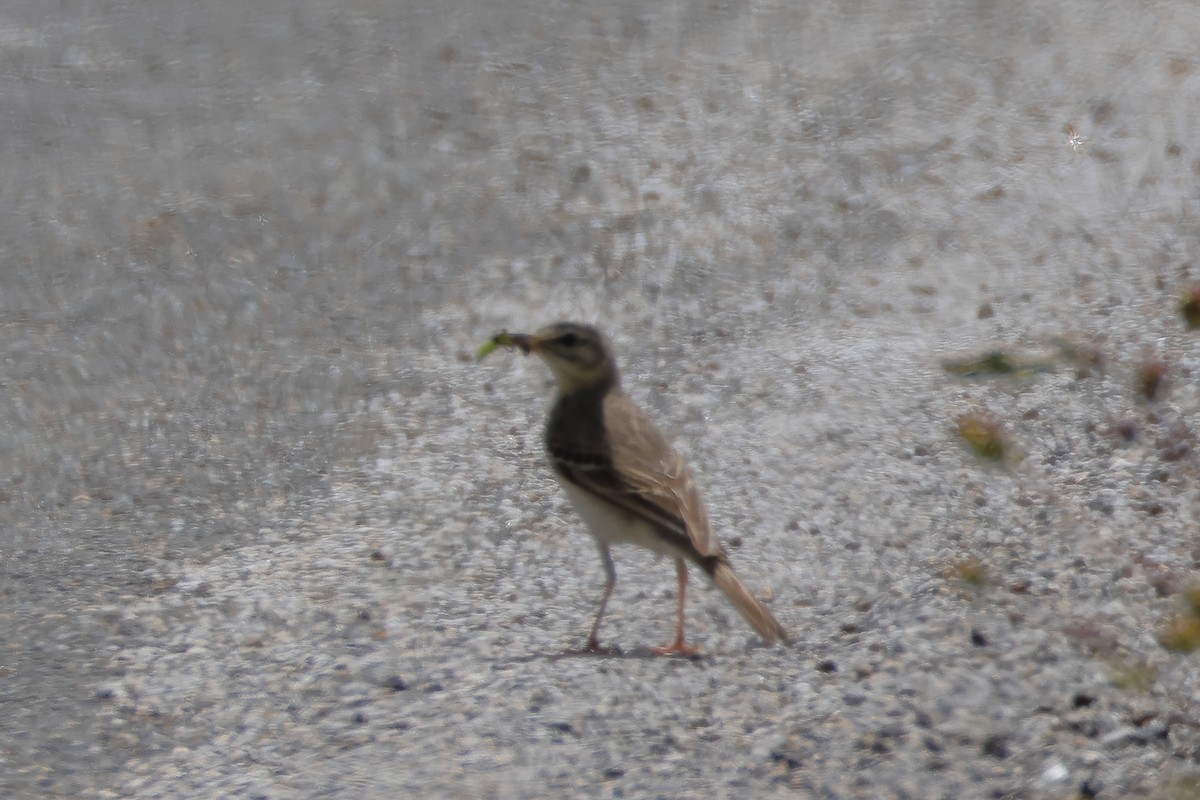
[3,1,1200,798]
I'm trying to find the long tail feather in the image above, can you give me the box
[711,563,788,643]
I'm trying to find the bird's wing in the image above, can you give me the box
[548,391,726,563]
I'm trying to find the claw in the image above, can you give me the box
[650,641,701,657]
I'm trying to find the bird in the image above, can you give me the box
[482,322,787,655]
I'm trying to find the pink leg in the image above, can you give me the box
[651,559,699,656]
[584,545,616,653]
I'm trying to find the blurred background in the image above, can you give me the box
[2,1,1198,796]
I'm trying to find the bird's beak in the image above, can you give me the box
[497,332,534,354]
[476,331,543,361]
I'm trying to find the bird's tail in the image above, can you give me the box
[711,562,788,644]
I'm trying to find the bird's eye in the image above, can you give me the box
[559,332,580,347]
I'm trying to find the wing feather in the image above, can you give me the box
[546,386,727,565]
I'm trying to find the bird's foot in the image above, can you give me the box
[650,640,701,657]
[564,637,619,656]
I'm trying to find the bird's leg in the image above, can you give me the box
[583,544,617,653]
[651,559,700,656]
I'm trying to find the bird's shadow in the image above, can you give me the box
[511,646,713,664]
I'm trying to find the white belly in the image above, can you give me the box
[558,479,685,559]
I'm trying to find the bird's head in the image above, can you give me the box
[486,322,618,394]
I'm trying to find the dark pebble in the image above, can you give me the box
[981,734,1010,759]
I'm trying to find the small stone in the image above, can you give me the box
[982,733,1010,759]
[1040,762,1069,785]
[383,675,408,692]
